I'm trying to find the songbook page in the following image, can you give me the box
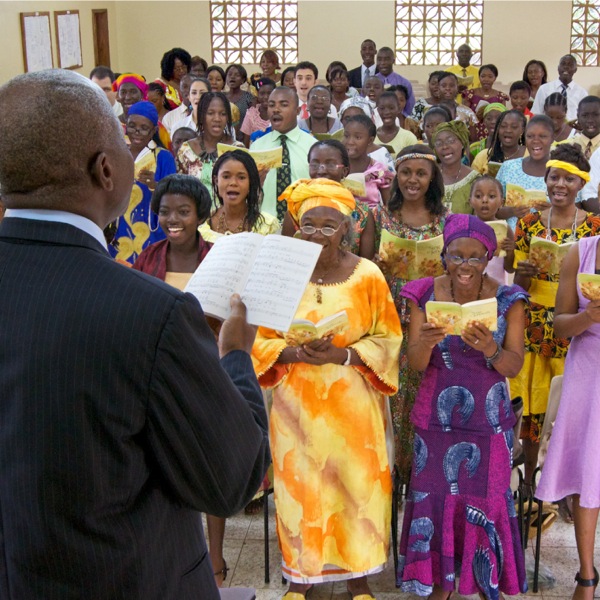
[185,232,264,320]
[242,236,322,331]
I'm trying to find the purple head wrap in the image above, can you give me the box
[442,214,497,260]
[127,101,159,126]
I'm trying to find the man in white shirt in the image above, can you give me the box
[162,73,194,135]
[531,55,587,121]
[347,39,377,90]
[294,61,318,120]
[579,143,600,213]
[90,66,122,118]
[570,96,600,158]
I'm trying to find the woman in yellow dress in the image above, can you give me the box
[253,179,402,599]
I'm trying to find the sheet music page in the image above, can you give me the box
[242,235,321,331]
[185,232,264,320]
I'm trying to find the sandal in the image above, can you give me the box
[528,509,557,538]
[244,496,264,515]
[575,567,599,588]
[282,585,313,599]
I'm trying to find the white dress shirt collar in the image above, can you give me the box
[4,208,108,250]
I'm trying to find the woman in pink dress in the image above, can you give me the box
[537,231,600,599]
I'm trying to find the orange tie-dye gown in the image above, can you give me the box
[252,258,402,583]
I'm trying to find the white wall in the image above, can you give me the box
[1,0,599,95]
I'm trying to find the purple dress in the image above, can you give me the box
[536,236,600,508]
[397,277,528,599]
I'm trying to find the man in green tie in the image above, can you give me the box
[250,87,316,221]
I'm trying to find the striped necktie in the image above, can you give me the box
[276,134,291,221]
[363,66,370,87]
[560,83,568,99]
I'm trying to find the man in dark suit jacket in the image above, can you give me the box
[347,38,378,90]
[0,70,270,599]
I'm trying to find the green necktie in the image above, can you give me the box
[276,134,291,221]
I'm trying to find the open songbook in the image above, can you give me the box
[505,183,547,208]
[486,220,509,258]
[285,311,349,346]
[184,233,322,331]
[217,143,283,170]
[342,175,366,197]
[487,161,502,178]
[578,273,600,300]
[426,298,498,335]
[134,151,156,181]
[529,238,576,276]
[457,74,474,88]
[378,230,444,280]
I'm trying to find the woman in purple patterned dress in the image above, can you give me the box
[397,214,528,600]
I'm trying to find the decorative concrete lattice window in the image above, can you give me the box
[210,0,298,64]
[571,0,600,66]
[395,0,483,65]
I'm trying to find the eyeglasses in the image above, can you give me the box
[446,254,488,267]
[308,161,345,172]
[300,224,343,236]
[434,137,461,149]
[126,123,153,135]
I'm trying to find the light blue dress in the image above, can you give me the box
[496,158,547,230]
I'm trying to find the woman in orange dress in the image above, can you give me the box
[253,179,401,599]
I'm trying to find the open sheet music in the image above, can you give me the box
[185,233,322,331]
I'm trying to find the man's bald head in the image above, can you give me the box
[0,69,129,213]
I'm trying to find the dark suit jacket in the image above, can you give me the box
[348,64,378,89]
[0,217,270,599]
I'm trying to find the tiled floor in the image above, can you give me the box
[214,498,600,600]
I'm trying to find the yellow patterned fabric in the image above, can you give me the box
[252,258,401,582]
[511,211,600,415]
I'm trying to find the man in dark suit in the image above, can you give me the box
[347,38,378,90]
[0,70,270,599]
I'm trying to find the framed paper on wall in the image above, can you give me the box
[54,10,83,70]
[20,12,54,72]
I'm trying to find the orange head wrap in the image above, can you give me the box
[279,178,356,223]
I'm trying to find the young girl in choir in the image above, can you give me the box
[468,176,515,284]
[343,113,394,209]
[132,174,212,287]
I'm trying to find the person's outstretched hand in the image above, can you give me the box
[218,294,257,357]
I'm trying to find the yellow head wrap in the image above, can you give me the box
[279,178,356,223]
[546,159,591,183]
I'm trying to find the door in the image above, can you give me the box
[92,9,110,67]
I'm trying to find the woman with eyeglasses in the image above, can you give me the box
[432,121,480,214]
[253,178,401,599]
[397,213,528,600]
[372,144,447,489]
[512,144,600,501]
[282,140,376,258]
[110,100,176,265]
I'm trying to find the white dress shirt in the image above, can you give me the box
[531,79,588,121]
[361,64,375,87]
[162,105,189,135]
[582,148,600,201]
